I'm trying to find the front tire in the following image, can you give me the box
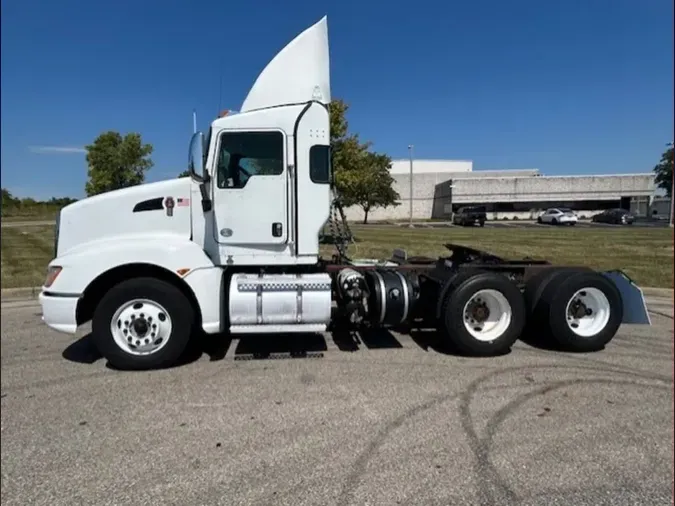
[92,277,195,370]
[439,271,526,356]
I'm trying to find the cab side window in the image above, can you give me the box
[309,145,331,184]
[217,131,284,189]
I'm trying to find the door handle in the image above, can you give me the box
[272,223,283,237]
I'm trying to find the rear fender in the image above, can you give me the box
[601,270,651,325]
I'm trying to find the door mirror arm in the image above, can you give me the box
[199,180,212,212]
[189,132,213,211]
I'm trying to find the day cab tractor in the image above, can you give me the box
[38,17,651,370]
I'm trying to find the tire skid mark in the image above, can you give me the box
[517,348,672,384]
[609,339,673,357]
[462,375,670,505]
[337,362,671,506]
[649,309,673,320]
[1,347,72,365]
[1,370,112,394]
[335,392,455,506]
[603,348,673,361]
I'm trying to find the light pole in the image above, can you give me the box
[670,173,674,228]
[669,141,674,228]
[408,144,414,227]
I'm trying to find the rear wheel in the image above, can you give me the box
[529,271,623,352]
[537,217,543,224]
[439,271,526,356]
[92,277,195,370]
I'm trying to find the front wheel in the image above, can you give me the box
[92,277,195,370]
[439,271,526,356]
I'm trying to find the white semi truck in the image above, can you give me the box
[39,17,651,370]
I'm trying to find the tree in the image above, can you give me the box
[337,152,400,223]
[178,170,190,178]
[85,131,154,196]
[47,196,78,207]
[328,99,400,223]
[1,188,19,209]
[653,142,674,197]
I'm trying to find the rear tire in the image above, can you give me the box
[529,271,623,352]
[92,277,195,370]
[479,220,485,227]
[439,271,526,356]
[524,267,593,316]
[537,217,543,224]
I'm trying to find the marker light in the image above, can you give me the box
[44,266,62,288]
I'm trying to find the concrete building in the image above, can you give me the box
[649,195,672,220]
[343,159,656,221]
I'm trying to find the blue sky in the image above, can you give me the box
[1,0,673,200]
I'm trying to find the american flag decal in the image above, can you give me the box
[177,198,190,207]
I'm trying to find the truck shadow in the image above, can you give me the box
[62,326,562,369]
[191,327,419,362]
[184,328,408,362]
[407,328,513,357]
[61,333,102,364]
[61,328,410,368]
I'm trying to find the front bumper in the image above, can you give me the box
[39,291,80,334]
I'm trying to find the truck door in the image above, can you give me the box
[212,129,288,245]
[293,103,331,257]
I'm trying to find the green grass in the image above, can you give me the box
[1,209,60,222]
[322,225,674,289]
[1,226,55,289]
[1,224,672,289]
[1,214,58,223]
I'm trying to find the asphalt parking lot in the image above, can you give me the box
[1,297,673,506]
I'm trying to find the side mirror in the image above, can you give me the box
[188,132,207,182]
[188,131,213,212]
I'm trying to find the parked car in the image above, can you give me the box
[537,207,578,226]
[591,208,635,225]
[453,206,487,227]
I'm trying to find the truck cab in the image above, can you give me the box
[40,17,337,357]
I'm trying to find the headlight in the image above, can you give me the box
[44,266,62,288]
[54,211,61,257]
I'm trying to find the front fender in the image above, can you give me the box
[45,235,224,334]
[46,234,215,294]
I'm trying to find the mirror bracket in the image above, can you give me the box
[188,131,213,211]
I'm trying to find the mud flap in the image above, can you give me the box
[601,270,651,325]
